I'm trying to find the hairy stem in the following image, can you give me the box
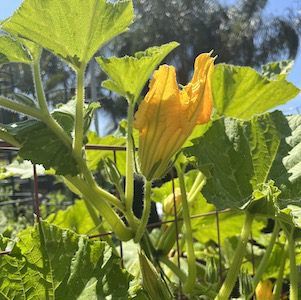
[32,54,49,114]
[250,221,280,296]
[134,180,152,242]
[0,96,42,119]
[273,242,288,299]
[286,228,298,300]
[66,175,133,241]
[0,131,20,147]
[74,67,86,158]
[176,164,196,293]
[215,213,253,300]
[125,102,136,226]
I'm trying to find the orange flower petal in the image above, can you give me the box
[134,53,215,179]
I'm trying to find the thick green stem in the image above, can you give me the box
[160,256,217,298]
[273,242,288,299]
[74,67,86,158]
[82,198,118,254]
[159,256,187,282]
[250,222,279,295]
[176,164,196,293]
[215,213,253,300]
[66,175,133,241]
[0,131,20,147]
[32,55,49,114]
[187,172,206,201]
[0,96,42,119]
[125,102,137,227]
[134,180,152,243]
[286,228,298,300]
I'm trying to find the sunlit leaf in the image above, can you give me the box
[183,111,301,210]
[0,159,45,179]
[0,221,132,299]
[0,35,31,65]
[212,64,299,119]
[46,200,96,235]
[97,42,179,102]
[2,0,134,69]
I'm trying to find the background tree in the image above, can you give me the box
[0,0,300,130]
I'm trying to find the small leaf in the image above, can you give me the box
[2,0,134,69]
[212,64,299,119]
[97,42,179,102]
[0,35,31,65]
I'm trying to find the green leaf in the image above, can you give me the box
[183,111,299,210]
[0,221,132,299]
[192,211,265,247]
[2,118,78,176]
[46,200,96,235]
[96,42,179,102]
[0,35,31,65]
[212,64,300,119]
[261,60,294,80]
[2,0,134,69]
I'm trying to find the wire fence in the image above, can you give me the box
[0,140,295,299]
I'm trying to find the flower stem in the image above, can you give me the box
[159,255,187,282]
[286,228,298,300]
[215,213,253,300]
[187,172,206,201]
[125,102,136,225]
[134,180,152,242]
[250,221,280,296]
[176,164,196,293]
[66,175,133,241]
[74,66,86,158]
[273,241,288,299]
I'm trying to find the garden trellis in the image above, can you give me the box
[0,141,260,299]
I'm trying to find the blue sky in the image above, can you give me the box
[1,0,300,111]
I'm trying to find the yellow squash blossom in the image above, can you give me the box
[134,53,215,180]
[255,280,273,300]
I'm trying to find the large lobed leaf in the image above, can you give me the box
[0,221,132,299]
[212,64,299,119]
[183,111,301,211]
[97,42,179,102]
[2,0,134,69]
